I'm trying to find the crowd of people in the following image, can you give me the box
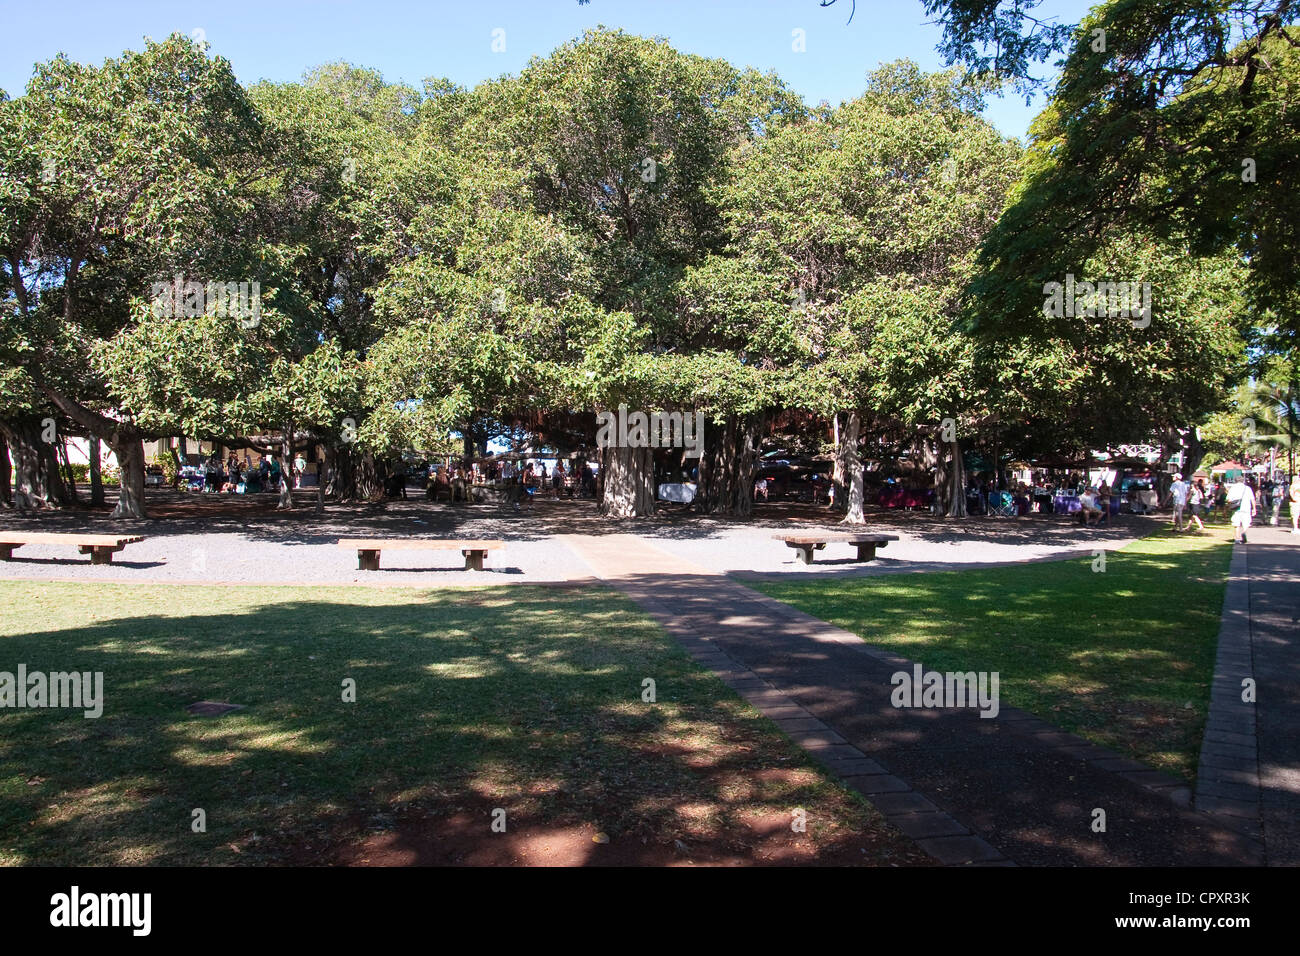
[194,453,297,494]
[1168,473,1300,541]
[964,475,1106,518]
[424,457,599,508]
[957,469,1300,538]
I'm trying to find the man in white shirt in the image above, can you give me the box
[1079,486,1103,526]
[1169,474,1190,531]
[1230,478,1256,544]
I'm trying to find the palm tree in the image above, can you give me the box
[1241,378,1299,479]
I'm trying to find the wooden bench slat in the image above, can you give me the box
[0,532,145,546]
[337,539,504,551]
[0,532,145,565]
[774,532,897,565]
[773,533,898,544]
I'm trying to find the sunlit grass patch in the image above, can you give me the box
[752,528,1233,780]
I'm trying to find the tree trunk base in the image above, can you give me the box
[600,443,655,518]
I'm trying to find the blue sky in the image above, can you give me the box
[0,0,1095,140]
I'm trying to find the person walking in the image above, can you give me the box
[1187,480,1205,532]
[1270,477,1284,526]
[1169,473,1190,531]
[1193,478,1210,524]
[1289,476,1300,534]
[1229,477,1256,544]
[1215,479,1230,520]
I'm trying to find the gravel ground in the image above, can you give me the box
[646,507,1162,579]
[0,490,1166,587]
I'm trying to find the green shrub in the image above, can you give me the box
[147,454,178,486]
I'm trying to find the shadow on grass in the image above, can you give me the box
[0,583,919,867]
[749,532,1235,779]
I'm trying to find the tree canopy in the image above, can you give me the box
[0,23,1269,518]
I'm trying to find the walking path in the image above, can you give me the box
[565,533,1268,866]
[1196,525,1300,865]
[0,494,1160,587]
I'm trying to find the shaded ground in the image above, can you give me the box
[335,790,920,867]
[0,580,926,867]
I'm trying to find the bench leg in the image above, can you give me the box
[463,549,485,571]
[357,549,380,571]
[855,543,877,561]
[796,545,815,565]
[0,545,13,561]
[80,545,122,565]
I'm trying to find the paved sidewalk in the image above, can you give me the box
[1194,541,1263,851]
[564,534,1264,866]
[1212,527,1300,865]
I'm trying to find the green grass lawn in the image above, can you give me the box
[0,581,922,866]
[751,529,1234,781]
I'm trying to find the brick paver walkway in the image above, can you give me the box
[564,533,1265,866]
[1197,526,1300,865]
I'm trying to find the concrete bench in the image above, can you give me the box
[338,538,505,572]
[0,532,146,565]
[773,532,899,565]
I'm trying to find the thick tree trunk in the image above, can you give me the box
[311,446,329,514]
[1181,425,1205,483]
[89,435,105,506]
[600,443,655,517]
[57,438,79,505]
[9,424,49,510]
[278,424,294,510]
[46,430,74,506]
[166,438,183,489]
[830,413,846,511]
[942,437,968,518]
[32,386,145,517]
[919,431,945,515]
[1155,427,1180,505]
[324,442,344,499]
[840,410,866,524]
[695,413,762,516]
[327,443,382,501]
[1,418,72,510]
[109,434,147,518]
[0,432,9,506]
